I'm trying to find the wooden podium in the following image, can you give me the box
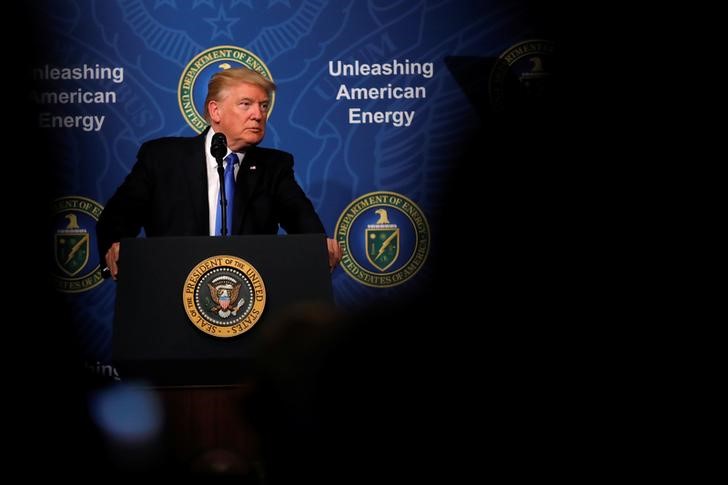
[111,234,334,476]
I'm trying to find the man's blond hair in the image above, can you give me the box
[203,67,276,122]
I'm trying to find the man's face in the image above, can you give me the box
[212,82,270,151]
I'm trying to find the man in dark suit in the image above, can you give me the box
[97,67,341,279]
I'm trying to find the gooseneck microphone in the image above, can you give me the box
[210,132,230,236]
[211,132,227,160]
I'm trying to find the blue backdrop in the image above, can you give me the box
[32,0,549,369]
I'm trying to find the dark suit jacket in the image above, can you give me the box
[96,130,325,256]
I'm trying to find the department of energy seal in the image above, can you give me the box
[178,45,275,133]
[488,39,556,113]
[335,191,430,288]
[182,255,266,338]
[52,196,105,293]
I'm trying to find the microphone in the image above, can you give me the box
[211,132,230,236]
[211,132,227,160]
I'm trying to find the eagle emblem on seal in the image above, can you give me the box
[207,276,245,318]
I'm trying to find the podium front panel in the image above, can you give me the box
[113,234,333,384]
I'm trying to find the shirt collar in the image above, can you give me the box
[206,129,244,168]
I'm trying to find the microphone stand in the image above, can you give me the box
[215,156,228,236]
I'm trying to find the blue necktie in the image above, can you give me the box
[215,153,238,236]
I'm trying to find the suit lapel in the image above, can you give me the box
[183,131,210,234]
[233,146,264,233]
